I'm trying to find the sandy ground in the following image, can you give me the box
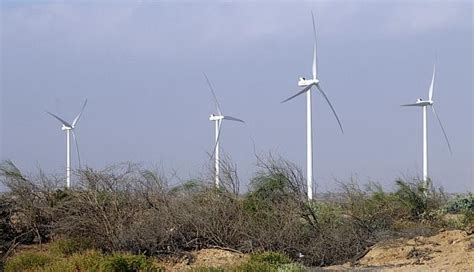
[324,229,474,271]
[9,229,473,271]
[158,230,474,271]
[156,248,249,271]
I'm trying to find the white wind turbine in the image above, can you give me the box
[204,74,245,187]
[46,99,87,188]
[282,13,344,200]
[401,63,452,190]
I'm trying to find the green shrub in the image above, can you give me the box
[276,263,306,272]
[341,181,403,231]
[5,249,164,272]
[41,260,76,272]
[445,210,474,230]
[250,251,292,265]
[190,267,226,272]
[236,261,278,272]
[5,252,56,272]
[235,254,305,272]
[307,202,344,227]
[444,194,474,214]
[458,210,474,229]
[395,179,427,218]
[101,253,158,272]
[62,250,104,271]
[49,238,93,256]
[192,265,303,272]
[187,251,304,272]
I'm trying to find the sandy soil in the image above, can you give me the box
[10,230,473,271]
[325,229,474,271]
[156,248,248,271]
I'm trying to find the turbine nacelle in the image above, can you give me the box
[415,98,433,107]
[402,98,433,107]
[417,98,433,104]
[298,77,319,87]
[61,125,72,131]
[209,114,224,121]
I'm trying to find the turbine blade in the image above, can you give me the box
[223,115,245,123]
[428,64,435,101]
[431,105,452,155]
[46,111,72,127]
[210,120,223,161]
[71,129,82,168]
[281,83,314,103]
[311,11,317,80]
[204,73,223,116]
[316,84,344,134]
[401,103,422,107]
[72,99,88,127]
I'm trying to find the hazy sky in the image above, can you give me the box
[1,0,472,192]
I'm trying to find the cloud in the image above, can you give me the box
[2,1,469,62]
[381,1,471,37]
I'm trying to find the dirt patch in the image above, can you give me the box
[325,230,474,271]
[156,248,249,271]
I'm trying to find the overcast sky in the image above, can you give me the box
[1,0,472,192]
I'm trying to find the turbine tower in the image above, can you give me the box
[282,13,344,200]
[402,63,452,190]
[204,74,244,187]
[47,99,87,188]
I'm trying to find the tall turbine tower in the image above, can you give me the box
[204,74,244,187]
[402,64,452,190]
[47,99,87,188]
[282,13,344,200]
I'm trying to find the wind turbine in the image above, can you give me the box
[204,74,244,187]
[46,99,87,188]
[401,63,452,191]
[282,12,344,200]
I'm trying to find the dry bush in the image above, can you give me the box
[52,161,246,255]
[339,180,404,233]
[0,158,453,268]
[240,156,376,266]
[338,177,449,243]
[217,153,241,196]
[0,160,63,260]
[171,189,246,251]
[0,197,15,266]
[0,158,380,266]
[241,156,307,253]
[52,163,176,254]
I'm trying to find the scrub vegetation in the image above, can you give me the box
[0,158,472,271]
